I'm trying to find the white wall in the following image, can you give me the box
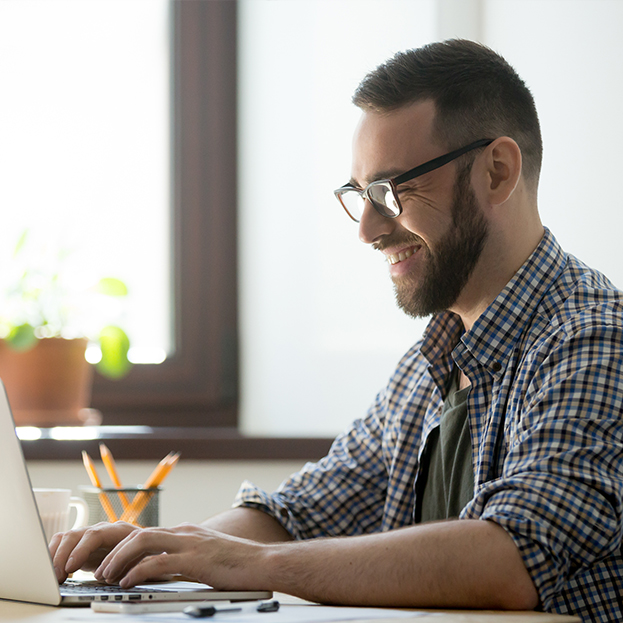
[238,0,434,438]
[485,0,623,290]
[238,0,623,439]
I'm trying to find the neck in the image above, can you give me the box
[452,218,544,332]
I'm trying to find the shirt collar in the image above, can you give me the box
[421,228,566,380]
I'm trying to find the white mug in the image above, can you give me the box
[33,488,89,543]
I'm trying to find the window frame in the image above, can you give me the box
[90,0,239,428]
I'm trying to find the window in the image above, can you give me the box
[92,0,239,427]
[0,0,171,364]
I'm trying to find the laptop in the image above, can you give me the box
[0,380,272,607]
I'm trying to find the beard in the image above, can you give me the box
[389,165,489,318]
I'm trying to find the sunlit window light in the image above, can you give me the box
[85,345,167,365]
[0,0,172,361]
[16,427,42,441]
[85,345,102,365]
[49,427,99,441]
[128,347,167,365]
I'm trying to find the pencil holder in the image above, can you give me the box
[79,486,160,528]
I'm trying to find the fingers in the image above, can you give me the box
[95,528,182,585]
[110,551,182,588]
[49,530,67,561]
[50,528,89,583]
[92,524,259,590]
[50,522,138,584]
[95,525,214,587]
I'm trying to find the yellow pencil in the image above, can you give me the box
[120,452,180,524]
[99,444,130,511]
[143,451,177,489]
[82,451,118,522]
[150,452,181,488]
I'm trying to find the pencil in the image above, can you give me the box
[119,452,180,525]
[99,444,130,511]
[147,451,180,488]
[82,451,118,522]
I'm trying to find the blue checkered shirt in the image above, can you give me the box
[234,229,623,622]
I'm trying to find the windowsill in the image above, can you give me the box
[19,426,334,461]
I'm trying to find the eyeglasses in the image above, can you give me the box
[334,138,494,223]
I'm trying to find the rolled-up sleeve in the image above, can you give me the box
[463,321,623,609]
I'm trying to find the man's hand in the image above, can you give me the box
[93,524,266,590]
[49,521,139,584]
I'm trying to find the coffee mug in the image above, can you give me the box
[33,488,89,543]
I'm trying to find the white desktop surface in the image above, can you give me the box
[0,594,581,623]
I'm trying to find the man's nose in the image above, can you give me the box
[358,199,394,245]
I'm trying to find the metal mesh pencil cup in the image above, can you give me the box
[79,486,160,527]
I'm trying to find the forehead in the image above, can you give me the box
[351,99,439,184]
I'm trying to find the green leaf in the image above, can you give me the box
[96,325,132,379]
[13,229,29,258]
[5,323,37,352]
[96,278,128,297]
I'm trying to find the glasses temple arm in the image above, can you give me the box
[393,138,494,186]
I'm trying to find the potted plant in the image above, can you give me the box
[0,230,132,427]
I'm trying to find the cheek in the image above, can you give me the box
[397,171,457,244]
[397,200,454,245]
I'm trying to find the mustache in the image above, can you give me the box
[372,233,425,252]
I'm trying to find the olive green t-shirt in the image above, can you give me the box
[416,370,474,523]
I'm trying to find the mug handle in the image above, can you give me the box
[69,496,89,529]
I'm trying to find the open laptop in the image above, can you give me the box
[0,380,272,607]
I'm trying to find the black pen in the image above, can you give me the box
[184,599,280,618]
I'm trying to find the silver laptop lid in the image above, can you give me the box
[0,380,63,606]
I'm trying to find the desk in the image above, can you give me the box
[0,594,581,623]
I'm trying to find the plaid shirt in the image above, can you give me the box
[235,229,623,622]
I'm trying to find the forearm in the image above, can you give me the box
[259,519,538,610]
[202,507,293,543]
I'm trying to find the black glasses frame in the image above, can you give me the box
[334,138,495,222]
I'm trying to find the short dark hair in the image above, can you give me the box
[352,39,543,189]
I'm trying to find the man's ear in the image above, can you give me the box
[480,137,522,206]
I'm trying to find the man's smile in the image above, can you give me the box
[385,245,422,266]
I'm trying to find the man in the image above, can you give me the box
[51,40,623,622]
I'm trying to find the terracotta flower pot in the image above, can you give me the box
[0,337,100,427]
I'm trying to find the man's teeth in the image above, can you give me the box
[387,248,416,265]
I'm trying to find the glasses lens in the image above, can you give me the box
[367,182,400,218]
[336,188,365,222]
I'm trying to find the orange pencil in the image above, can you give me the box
[142,451,177,489]
[120,452,180,524]
[99,444,130,510]
[151,452,181,487]
[149,451,180,487]
[82,451,118,522]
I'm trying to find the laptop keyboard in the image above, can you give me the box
[61,579,170,595]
